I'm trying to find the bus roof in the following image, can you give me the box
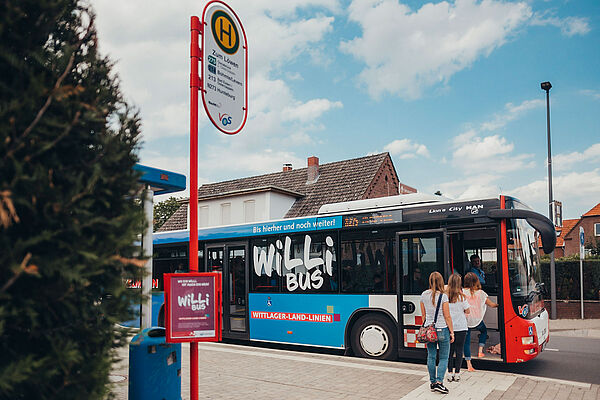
[318,193,453,214]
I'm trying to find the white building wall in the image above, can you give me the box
[191,191,297,227]
[268,192,298,220]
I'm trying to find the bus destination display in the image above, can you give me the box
[342,210,403,227]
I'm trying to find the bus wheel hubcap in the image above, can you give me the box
[360,324,388,357]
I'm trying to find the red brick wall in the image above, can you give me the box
[363,156,400,199]
[564,216,600,256]
[544,300,600,319]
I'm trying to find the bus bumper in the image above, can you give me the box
[505,309,549,363]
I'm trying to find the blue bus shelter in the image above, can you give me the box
[135,164,186,329]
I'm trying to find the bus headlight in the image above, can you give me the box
[521,336,535,345]
[524,348,536,355]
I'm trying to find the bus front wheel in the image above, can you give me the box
[351,314,396,360]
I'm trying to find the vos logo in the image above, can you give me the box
[518,304,529,318]
[219,113,232,126]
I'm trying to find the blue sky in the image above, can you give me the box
[93,0,599,220]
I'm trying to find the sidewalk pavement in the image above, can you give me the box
[550,318,600,338]
[110,319,600,400]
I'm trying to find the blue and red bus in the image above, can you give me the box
[150,194,555,363]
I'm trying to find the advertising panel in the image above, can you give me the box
[165,272,222,343]
[201,1,247,134]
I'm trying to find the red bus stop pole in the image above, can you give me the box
[189,15,200,400]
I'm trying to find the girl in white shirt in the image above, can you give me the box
[463,272,498,371]
[446,273,470,382]
[420,272,454,394]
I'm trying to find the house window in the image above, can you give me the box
[221,203,231,225]
[244,200,255,223]
[595,223,600,236]
[199,206,209,227]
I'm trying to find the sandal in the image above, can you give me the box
[487,344,501,355]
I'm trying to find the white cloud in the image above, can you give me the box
[92,0,344,180]
[451,133,534,173]
[246,13,336,76]
[510,169,600,217]
[384,139,430,159]
[580,89,600,100]
[553,143,600,171]
[481,99,545,131]
[436,174,502,200]
[282,99,343,122]
[448,97,542,174]
[531,13,590,37]
[454,135,512,159]
[340,0,532,99]
[197,144,305,179]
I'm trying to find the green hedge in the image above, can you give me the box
[541,259,600,300]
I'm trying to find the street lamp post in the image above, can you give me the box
[541,81,557,320]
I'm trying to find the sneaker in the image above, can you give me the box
[454,373,461,382]
[434,383,449,394]
[430,383,436,392]
[447,374,454,382]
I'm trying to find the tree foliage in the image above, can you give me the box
[0,1,144,398]
[585,239,600,257]
[541,259,600,300]
[154,196,181,231]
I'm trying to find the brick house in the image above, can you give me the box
[563,203,600,256]
[541,203,600,257]
[158,153,416,232]
[549,219,579,258]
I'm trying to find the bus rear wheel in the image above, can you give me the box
[351,314,397,360]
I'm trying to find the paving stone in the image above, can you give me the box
[110,341,597,400]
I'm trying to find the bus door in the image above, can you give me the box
[206,242,249,338]
[396,230,448,354]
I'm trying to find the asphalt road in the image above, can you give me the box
[489,335,600,385]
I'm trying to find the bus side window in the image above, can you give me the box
[250,238,281,293]
[340,231,395,294]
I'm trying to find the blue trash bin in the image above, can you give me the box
[129,327,181,400]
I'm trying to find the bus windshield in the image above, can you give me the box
[506,208,544,320]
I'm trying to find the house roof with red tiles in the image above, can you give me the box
[555,219,579,247]
[537,203,600,250]
[582,203,600,217]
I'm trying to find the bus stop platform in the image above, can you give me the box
[110,325,600,400]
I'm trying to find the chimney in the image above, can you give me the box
[307,156,319,183]
[282,163,292,172]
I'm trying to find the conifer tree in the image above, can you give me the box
[0,1,144,398]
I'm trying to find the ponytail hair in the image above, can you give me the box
[447,273,465,303]
[464,272,481,294]
[428,271,445,305]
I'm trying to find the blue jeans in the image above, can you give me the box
[464,321,488,360]
[426,327,450,383]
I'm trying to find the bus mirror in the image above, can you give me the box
[525,217,556,254]
[486,209,556,254]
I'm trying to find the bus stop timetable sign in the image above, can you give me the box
[165,272,222,343]
[201,1,247,135]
